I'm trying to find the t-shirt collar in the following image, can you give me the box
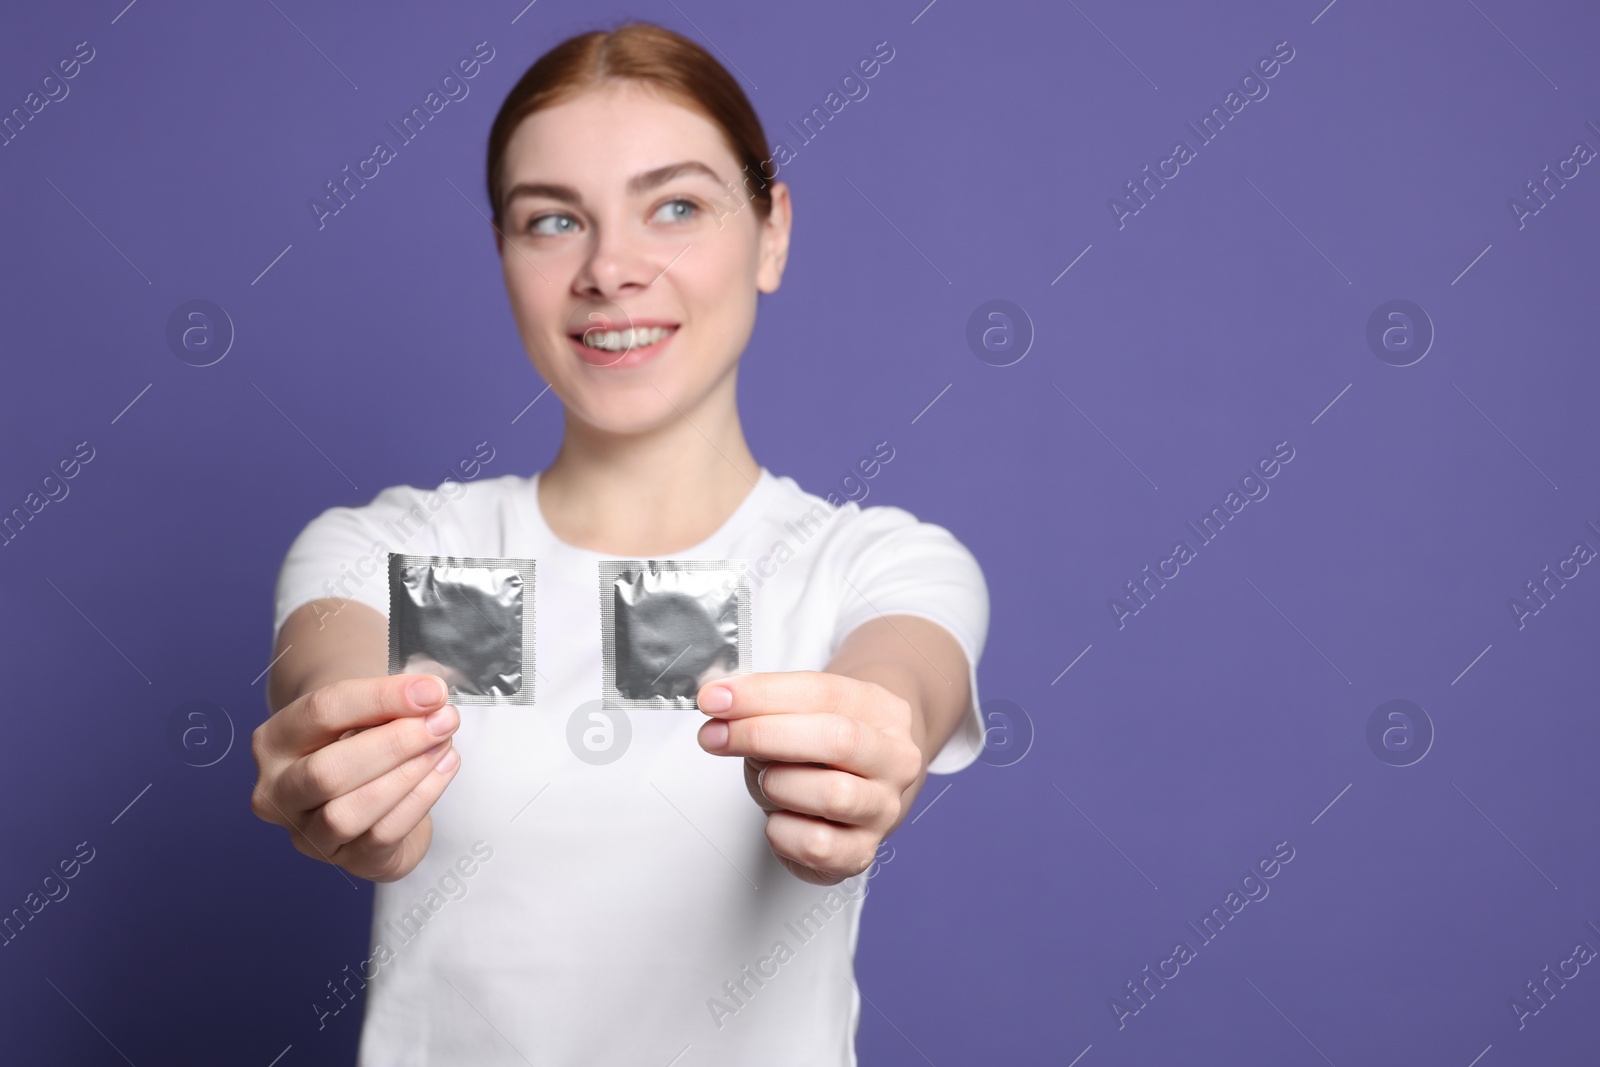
[517,467,774,559]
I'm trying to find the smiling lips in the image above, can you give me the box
[570,320,679,368]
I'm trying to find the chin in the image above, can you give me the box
[525,331,743,433]
[558,377,698,436]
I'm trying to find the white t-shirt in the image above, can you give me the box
[271,466,989,1067]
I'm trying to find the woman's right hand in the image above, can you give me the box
[251,673,462,883]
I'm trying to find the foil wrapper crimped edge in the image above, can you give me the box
[599,558,751,711]
[386,552,537,706]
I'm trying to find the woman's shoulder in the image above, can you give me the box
[294,471,533,538]
[373,469,531,508]
[758,471,973,559]
[755,472,988,632]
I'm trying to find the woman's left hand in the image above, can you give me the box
[695,671,927,886]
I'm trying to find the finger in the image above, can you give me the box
[743,758,782,815]
[699,711,895,779]
[755,763,895,828]
[277,674,449,756]
[301,739,458,853]
[355,746,461,852]
[764,809,881,882]
[698,671,890,726]
[278,705,460,810]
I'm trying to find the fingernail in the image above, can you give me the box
[409,675,447,709]
[701,719,729,750]
[699,685,733,713]
[424,704,458,736]
[434,747,460,773]
[757,765,769,798]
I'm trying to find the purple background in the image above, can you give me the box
[3,0,1598,1063]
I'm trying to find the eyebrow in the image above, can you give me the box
[502,161,725,210]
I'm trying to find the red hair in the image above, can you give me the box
[485,22,773,229]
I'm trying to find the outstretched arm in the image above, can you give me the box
[695,613,973,885]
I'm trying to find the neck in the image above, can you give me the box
[537,374,761,555]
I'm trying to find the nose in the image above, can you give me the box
[573,217,660,301]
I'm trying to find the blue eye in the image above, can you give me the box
[653,198,698,223]
[529,213,578,236]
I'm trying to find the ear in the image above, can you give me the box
[755,181,792,294]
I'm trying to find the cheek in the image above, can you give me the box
[502,260,567,347]
[675,236,760,356]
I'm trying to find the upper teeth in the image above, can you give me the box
[582,326,673,351]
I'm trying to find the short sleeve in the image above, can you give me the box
[271,484,433,641]
[829,506,990,775]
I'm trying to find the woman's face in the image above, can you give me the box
[495,81,790,434]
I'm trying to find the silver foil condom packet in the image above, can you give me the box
[600,559,751,710]
[387,553,536,705]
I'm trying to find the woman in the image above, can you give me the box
[253,21,989,1066]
